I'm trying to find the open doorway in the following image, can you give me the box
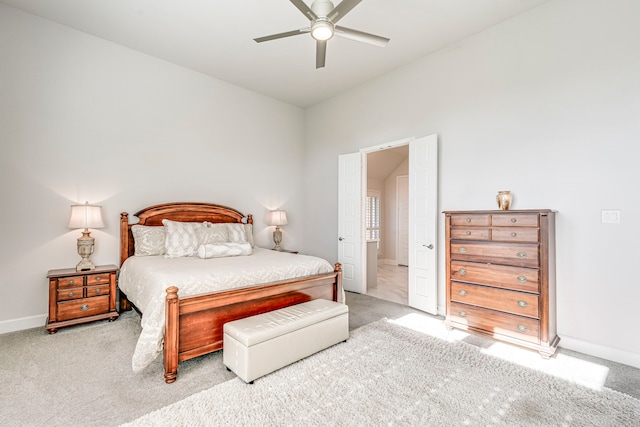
[364,145,409,305]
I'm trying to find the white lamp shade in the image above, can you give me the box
[268,210,288,226]
[68,202,105,229]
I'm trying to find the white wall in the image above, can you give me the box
[303,0,640,368]
[0,5,305,330]
[382,158,408,263]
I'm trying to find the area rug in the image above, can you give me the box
[121,319,640,426]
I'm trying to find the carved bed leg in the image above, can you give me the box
[164,286,179,384]
[334,263,343,303]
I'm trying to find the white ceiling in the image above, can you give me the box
[2,0,551,107]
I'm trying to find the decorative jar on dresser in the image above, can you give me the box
[46,264,119,333]
[443,210,559,357]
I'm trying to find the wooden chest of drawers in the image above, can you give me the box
[46,264,119,333]
[444,210,559,357]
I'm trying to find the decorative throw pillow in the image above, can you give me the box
[197,242,252,259]
[162,219,206,258]
[195,224,229,245]
[244,223,255,248]
[131,225,166,256]
[226,223,247,243]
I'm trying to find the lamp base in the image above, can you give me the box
[272,227,283,251]
[76,229,96,271]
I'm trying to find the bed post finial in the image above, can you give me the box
[247,214,253,224]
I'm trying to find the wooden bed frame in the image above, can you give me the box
[119,202,343,383]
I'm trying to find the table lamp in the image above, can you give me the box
[268,210,288,251]
[68,202,105,271]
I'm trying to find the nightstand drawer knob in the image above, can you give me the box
[96,277,102,281]
[466,231,471,235]
[465,217,471,223]
[517,325,527,332]
[458,289,467,297]
[516,251,527,258]
[458,268,467,275]
[69,280,74,285]
[459,310,467,317]
[511,218,517,223]
[511,232,517,237]
[80,304,89,311]
[517,300,528,308]
[517,276,527,283]
[458,247,467,254]
[67,291,74,297]
[96,288,101,294]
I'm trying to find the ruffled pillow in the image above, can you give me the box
[197,242,252,259]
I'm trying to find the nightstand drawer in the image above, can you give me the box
[450,261,539,293]
[57,287,84,301]
[450,241,539,268]
[86,273,110,286]
[450,228,490,240]
[450,214,491,226]
[86,285,109,297]
[491,227,539,243]
[491,213,539,227]
[58,277,82,288]
[57,296,109,322]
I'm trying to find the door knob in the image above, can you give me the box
[423,244,434,249]
[338,237,344,241]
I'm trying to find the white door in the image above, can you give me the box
[338,153,363,293]
[397,175,409,266]
[408,135,438,314]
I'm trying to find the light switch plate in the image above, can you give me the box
[601,209,621,224]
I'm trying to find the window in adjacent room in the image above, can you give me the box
[365,190,381,248]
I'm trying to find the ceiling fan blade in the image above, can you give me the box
[254,28,309,43]
[334,26,389,47]
[327,0,363,24]
[290,0,318,21]
[316,40,327,69]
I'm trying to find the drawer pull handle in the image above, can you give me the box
[517,300,528,308]
[459,311,467,317]
[511,232,517,237]
[458,268,467,275]
[516,251,527,258]
[517,276,527,283]
[80,304,89,311]
[511,218,517,223]
[96,277,101,281]
[517,325,527,332]
[95,288,101,294]
[67,292,74,297]
[458,290,467,297]
[466,231,471,235]
[69,280,74,285]
[458,247,467,254]
[465,217,471,223]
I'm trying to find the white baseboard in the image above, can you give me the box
[560,335,640,370]
[0,314,47,334]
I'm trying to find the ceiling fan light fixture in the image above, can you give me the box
[311,19,334,41]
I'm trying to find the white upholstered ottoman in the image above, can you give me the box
[223,299,349,383]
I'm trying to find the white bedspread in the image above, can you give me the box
[118,248,334,372]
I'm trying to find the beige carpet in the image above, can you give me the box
[122,319,640,426]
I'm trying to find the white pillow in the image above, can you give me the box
[131,225,165,256]
[197,242,252,259]
[226,223,247,243]
[244,223,255,248]
[196,224,229,245]
[162,219,206,258]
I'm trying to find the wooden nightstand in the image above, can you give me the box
[46,264,119,334]
[271,249,299,254]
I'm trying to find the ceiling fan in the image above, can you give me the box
[254,0,390,69]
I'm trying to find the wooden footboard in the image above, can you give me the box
[163,264,343,383]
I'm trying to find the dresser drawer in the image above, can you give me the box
[450,261,539,293]
[86,284,109,298]
[450,228,490,240]
[57,287,84,302]
[450,214,491,227]
[57,276,83,288]
[491,227,539,243]
[450,241,539,268]
[57,296,109,322]
[450,282,539,318]
[448,302,540,344]
[86,273,110,286]
[491,213,539,227]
